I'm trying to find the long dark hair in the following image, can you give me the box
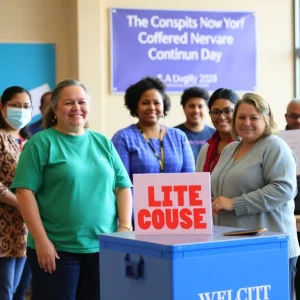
[0,86,32,139]
[208,88,239,110]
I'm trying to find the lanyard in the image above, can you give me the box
[13,137,24,151]
[19,137,24,151]
[137,125,165,172]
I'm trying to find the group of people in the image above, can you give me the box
[0,76,299,300]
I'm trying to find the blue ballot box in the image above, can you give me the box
[99,226,289,300]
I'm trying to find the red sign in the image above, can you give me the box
[133,173,212,234]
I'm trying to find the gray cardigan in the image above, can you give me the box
[195,143,209,172]
[211,134,299,258]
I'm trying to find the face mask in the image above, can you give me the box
[5,107,32,129]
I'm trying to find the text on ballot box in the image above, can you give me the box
[133,173,212,234]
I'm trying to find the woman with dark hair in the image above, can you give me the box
[112,76,195,183]
[196,88,239,173]
[0,86,32,300]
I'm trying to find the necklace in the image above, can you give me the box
[7,132,24,151]
[213,142,241,225]
[136,124,165,172]
[215,142,242,197]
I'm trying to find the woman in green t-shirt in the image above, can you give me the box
[12,79,133,300]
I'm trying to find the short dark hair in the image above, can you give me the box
[40,91,52,106]
[208,88,239,110]
[125,76,171,117]
[0,86,32,139]
[180,87,209,107]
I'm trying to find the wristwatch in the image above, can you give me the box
[119,223,133,231]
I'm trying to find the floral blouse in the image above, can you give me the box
[0,129,27,257]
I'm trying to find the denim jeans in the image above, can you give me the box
[296,233,300,300]
[13,259,32,300]
[27,247,100,300]
[0,257,26,300]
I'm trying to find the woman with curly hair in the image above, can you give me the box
[112,76,194,189]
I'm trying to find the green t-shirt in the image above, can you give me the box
[12,127,132,253]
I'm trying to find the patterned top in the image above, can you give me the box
[112,124,195,182]
[0,129,27,257]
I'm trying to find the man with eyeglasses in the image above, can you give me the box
[285,99,300,300]
[285,100,300,215]
[285,99,300,130]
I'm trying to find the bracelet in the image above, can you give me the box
[119,223,133,231]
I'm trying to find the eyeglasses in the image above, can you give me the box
[209,108,234,117]
[6,103,33,110]
[287,113,300,120]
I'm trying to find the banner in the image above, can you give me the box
[133,173,212,235]
[110,8,256,93]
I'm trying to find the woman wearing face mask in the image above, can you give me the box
[0,86,32,300]
[196,88,239,173]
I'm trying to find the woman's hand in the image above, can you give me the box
[212,196,234,214]
[35,238,60,274]
[0,189,20,209]
[16,189,59,273]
